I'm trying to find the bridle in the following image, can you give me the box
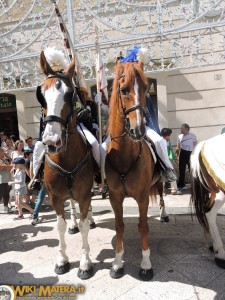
[37,73,77,126]
[111,72,145,141]
[36,72,91,191]
[36,73,78,149]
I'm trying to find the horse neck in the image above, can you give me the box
[108,99,141,166]
[53,118,86,168]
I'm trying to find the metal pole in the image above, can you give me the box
[95,25,104,186]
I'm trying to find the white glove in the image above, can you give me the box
[94,92,102,105]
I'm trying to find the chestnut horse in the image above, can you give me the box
[191,137,225,268]
[37,51,94,279]
[105,59,158,281]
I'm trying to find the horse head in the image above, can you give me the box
[113,59,147,141]
[37,50,76,153]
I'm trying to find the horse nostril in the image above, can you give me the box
[56,139,61,147]
[130,129,136,137]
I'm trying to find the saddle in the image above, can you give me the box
[201,134,225,190]
[144,136,168,183]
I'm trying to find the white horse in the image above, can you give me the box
[191,135,225,268]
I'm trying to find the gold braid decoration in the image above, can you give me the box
[201,143,225,191]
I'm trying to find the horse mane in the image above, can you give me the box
[42,77,57,91]
[108,61,148,135]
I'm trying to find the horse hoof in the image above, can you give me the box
[102,192,107,199]
[54,262,70,275]
[209,245,214,253]
[68,227,79,234]
[163,216,169,223]
[160,216,169,223]
[90,222,96,229]
[110,267,124,279]
[78,266,94,280]
[215,257,225,269]
[139,268,153,281]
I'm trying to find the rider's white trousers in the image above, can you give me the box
[32,125,101,177]
[99,127,174,174]
[77,123,100,168]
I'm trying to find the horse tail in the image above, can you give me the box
[190,141,210,232]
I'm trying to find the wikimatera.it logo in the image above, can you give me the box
[0,285,85,300]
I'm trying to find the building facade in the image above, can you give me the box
[0,0,225,145]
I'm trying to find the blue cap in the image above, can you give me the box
[12,157,25,165]
[24,146,33,153]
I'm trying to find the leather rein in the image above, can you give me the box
[109,72,144,195]
[41,73,91,191]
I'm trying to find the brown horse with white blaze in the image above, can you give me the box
[105,59,157,280]
[38,50,94,279]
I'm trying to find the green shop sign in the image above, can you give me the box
[0,94,16,109]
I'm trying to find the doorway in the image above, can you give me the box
[0,93,19,139]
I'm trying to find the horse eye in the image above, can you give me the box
[55,80,61,90]
[120,87,129,95]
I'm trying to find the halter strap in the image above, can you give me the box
[44,115,67,126]
[45,151,90,190]
[124,104,143,115]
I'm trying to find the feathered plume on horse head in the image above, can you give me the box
[43,47,69,71]
[120,46,150,65]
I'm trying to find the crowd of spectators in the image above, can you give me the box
[0,132,43,223]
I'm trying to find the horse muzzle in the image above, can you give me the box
[42,133,62,152]
[129,125,145,141]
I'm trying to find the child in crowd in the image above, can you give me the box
[11,140,24,161]
[161,128,178,195]
[8,157,34,220]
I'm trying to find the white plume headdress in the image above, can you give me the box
[44,47,69,69]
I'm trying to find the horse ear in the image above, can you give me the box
[64,58,75,78]
[40,51,54,76]
[115,58,122,66]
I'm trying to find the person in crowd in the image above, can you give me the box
[25,136,35,150]
[8,157,34,220]
[10,135,17,144]
[11,140,24,161]
[3,137,14,162]
[161,128,178,195]
[176,123,197,193]
[0,132,7,148]
[31,183,47,225]
[24,148,36,209]
[0,147,13,213]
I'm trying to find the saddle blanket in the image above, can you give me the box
[201,133,225,189]
[144,139,157,163]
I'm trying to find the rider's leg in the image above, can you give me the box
[145,127,176,181]
[28,141,45,190]
[77,123,100,168]
[33,141,45,177]
[100,135,110,179]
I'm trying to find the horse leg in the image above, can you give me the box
[88,204,96,229]
[137,196,153,281]
[54,199,70,274]
[110,196,125,279]
[68,199,79,234]
[77,200,93,280]
[157,182,169,223]
[205,191,225,268]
